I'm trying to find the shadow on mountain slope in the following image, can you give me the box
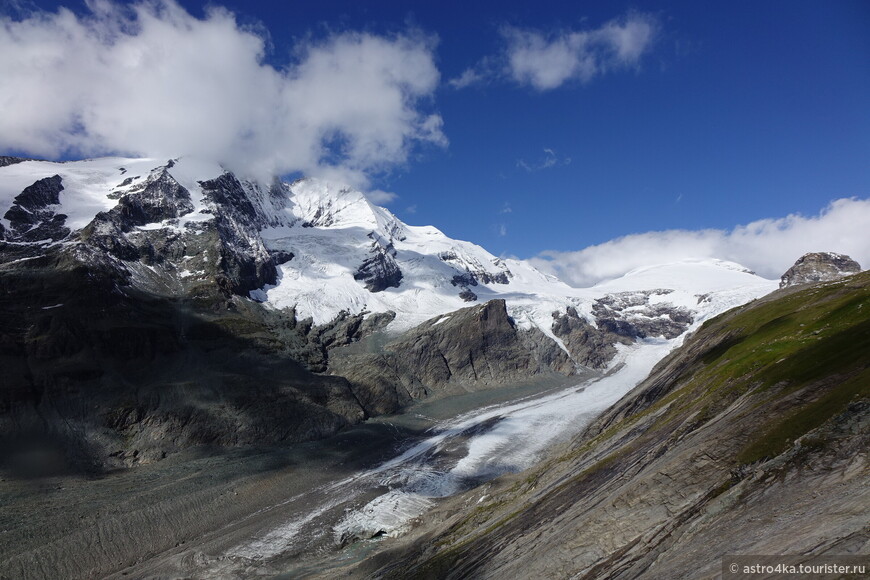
[0,250,371,477]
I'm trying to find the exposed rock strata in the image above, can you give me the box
[551,306,629,369]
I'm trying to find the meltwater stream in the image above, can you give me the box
[226,337,678,573]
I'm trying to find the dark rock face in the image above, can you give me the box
[0,258,375,473]
[394,299,533,386]
[551,306,629,369]
[451,273,478,287]
[81,167,194,262]
[111,168,194,228]
[475,271,510,285]
[354,237,403,292]
[458,288,478,302]
[330,300,569,416]
[74,167,283,300]
[198,173,280,296]
[0,156,31,168]
[548,293,694,370]
[2,175,70,243]
[780,252,861,288]
[270,249,294,265]
[452,274,479,301]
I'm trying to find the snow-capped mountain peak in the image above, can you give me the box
[0,156,779,365]
[286,178,405,239]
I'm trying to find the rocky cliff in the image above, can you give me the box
[328,292,701,418]
[329,300,562,415]
[780,251,861,288]
[366,270,870,579]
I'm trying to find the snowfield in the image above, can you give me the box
[256,177,778,340]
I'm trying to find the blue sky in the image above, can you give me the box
[2,0,869,280]
[197,0,870,254]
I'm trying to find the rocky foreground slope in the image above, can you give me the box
[355,270,870,579]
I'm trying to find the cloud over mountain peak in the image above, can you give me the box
[0,0,444,185]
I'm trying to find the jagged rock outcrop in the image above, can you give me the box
[2,175,69,243]
[549,292,694,370]
[592,289,694,338]
[458,288,478,302]
[780,251,861,288]
[441,252,511,298]
[0,156,31,168]
[198,173,281,295]
[354,237,403,292]
[391,300,539,385]
[70,164,283,302]
[81,168,194,263]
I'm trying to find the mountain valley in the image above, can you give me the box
[0,156,866,579]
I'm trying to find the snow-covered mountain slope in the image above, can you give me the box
[258,178,577,330]
[0,156,778,358]
[250,180,778,343]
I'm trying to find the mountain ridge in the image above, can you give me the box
[0,155,777,474]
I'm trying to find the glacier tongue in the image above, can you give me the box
[328,336,680,546]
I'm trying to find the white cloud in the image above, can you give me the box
[366,189,398,205]
[449,67,485,89]
[502,11,658,90]
[529,198,870,287]
[452,12,657,91]
[516,148,569,172]
[0,1,445,185]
